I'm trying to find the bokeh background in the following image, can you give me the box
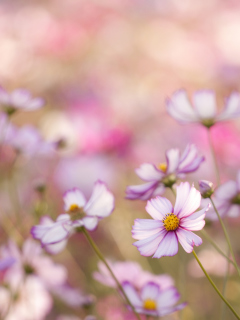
[1,0,240,319]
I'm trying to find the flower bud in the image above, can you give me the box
[198,180,214,198]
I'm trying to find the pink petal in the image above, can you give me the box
[84,181,114,218]
[63,188,87,212]
[122,282,142,307]
[41,223,71,245]
[135,163,164,181]
[25,97,45,110]
[180,219,205,231]
[153,232,178,258]
[157,287,180,308]
[217,92,240,121]
[146,197,173,220]
[176,228,202,253]
[132,219,164,240]
[193,90,216,119]
[141,282,159,301]
[227,205,239,217]
[10,89,31,108]
[158,302,187,317]
[215,180,237,200]
[126,181,159,200]
[166,148,180,174]
[174,182,201,219]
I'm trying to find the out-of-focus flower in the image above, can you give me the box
[198,180,214,198]
[0,276,52,320]
[132,182,209,258]
[204,171,240,220]
[122,281,186,317]
[166,90,240,128]
[31,181,114,250]
[1,239,67,288]
[93,260,173,290]
[126,144,204,200]
[0,87,45,115]
[5,125,56,157]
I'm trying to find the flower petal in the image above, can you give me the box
[84,181,114,218]
[217,92,240,121]
[146,197,173,220]
[122,282,142,307]
[215,180,237,200]
[82,217,98,230]
[157,287,180,309]
[132,219,164,240]
[176,228,202,253]
[174,182,201,219]
[63,188,87,212]
[192,90,217,119]
[135,163,164,181]
[166,148,180,174]
[158,302,187,317]
[153,232,178,258]
[141,282,159,301]
[41,221,72,245]
[126,181,160,200]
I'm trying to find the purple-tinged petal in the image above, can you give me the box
[84,181,114,218]
[176,228,202,253]
[41,222,72,245]
[132,219,164,240]
[193,90,217,119]
[82,217,98,231]
[157,287,180,309]
[166,90,198,123]
[146,197,173,220]
[133,229,167,257]
[166,148,180,174]
[0,257,16,270]
[180,218,205,231]
[44,239,68,255]
[182,205,209,222]
[135,163,164,181]
[126,181,159,200]
[122,281,142,307]
[25,97,45,110]
[31,224,53,240]
[178,144,204,174]
[174,182,201,219]
[10,89,31,108]
[153,232,178,258]
[141,282,159,301]
[63,188,87,212]
[215,180,237,200]
[217,92,240,121]
[0,86,10,105]
[158,302,187,317]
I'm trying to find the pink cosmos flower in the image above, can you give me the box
[93,260,174,290]
[126,144,204,200]
[0,87,45,115]
[31,181,114,250]
[122,281,186,317]
[132,182,209,258]
[166,90,240,128]
[204,171,240,220]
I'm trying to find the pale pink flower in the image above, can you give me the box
[122,281,186,317]
[0,87,45,115]
[166,90,240,127]
[93,260,173,290]
[31,181,114,250]
[126,144,204,200]
[132,182,209,258]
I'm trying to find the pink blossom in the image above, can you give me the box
[166,90,240,127]
[31,181,114,250]
[122,281,186,317]
[132,182,209,258]
[126,144,204,200]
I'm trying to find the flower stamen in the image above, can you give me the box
[163,213,179,231]
[158,162,167,173]
[143,299,157,310]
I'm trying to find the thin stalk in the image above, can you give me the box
[169,186,176,197]
[200,229,235,266]
[220,247,230,320]
[82,228,141,320]
[192,250,240,320]
[210,197,240,278]
[207,128,220,186]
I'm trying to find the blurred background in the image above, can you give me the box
[0,0,240,319]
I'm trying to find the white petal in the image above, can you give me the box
[63,188,87,211]
[25,97,45,110]
[153,232,178,258]
[146,197,173,220]
[84,181,114,218]
[217,92,240,121]
[82,217,98,230]
[10,89,31,108]
[178,144,204,173]
[122,282,142,307]
[44,239,68,255]
[135,163,164,181]
[141,282,159,301]
[176,228,202,253]
[166,149,180,174]
[41,222,71,245]
[132,219,164,240]
[192,90,216,119]
[126,181,159,200]
[157,287,180,309]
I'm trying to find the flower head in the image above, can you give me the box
[198,180,214,198]
[126,144,204,200]
[166,90,240,128]
[122,281,186,317]
[31,181,114,251]
[132,182,209,258]
[0,87,45,115]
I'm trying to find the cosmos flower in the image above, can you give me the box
[93,260,173,290]
[0,87,45,115]
[204,171,240,220]
[31,181,114,250]
[122,281,186,317]
[132,182,209,258]
[198,180,214,198]
[126,144,204,200]
[166,89,240,128]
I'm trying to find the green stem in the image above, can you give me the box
[169,186,176,197]
[210,197,240,278]
[220,247,230,320]
[192,250,240,320]
[82,228,141,320]
[207,128,220,186]
[200,229,235,266]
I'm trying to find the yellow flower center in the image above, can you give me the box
[143,299,157,310]
[163,213,179,231]
[158,162,167,173]
[69,204,80,212]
